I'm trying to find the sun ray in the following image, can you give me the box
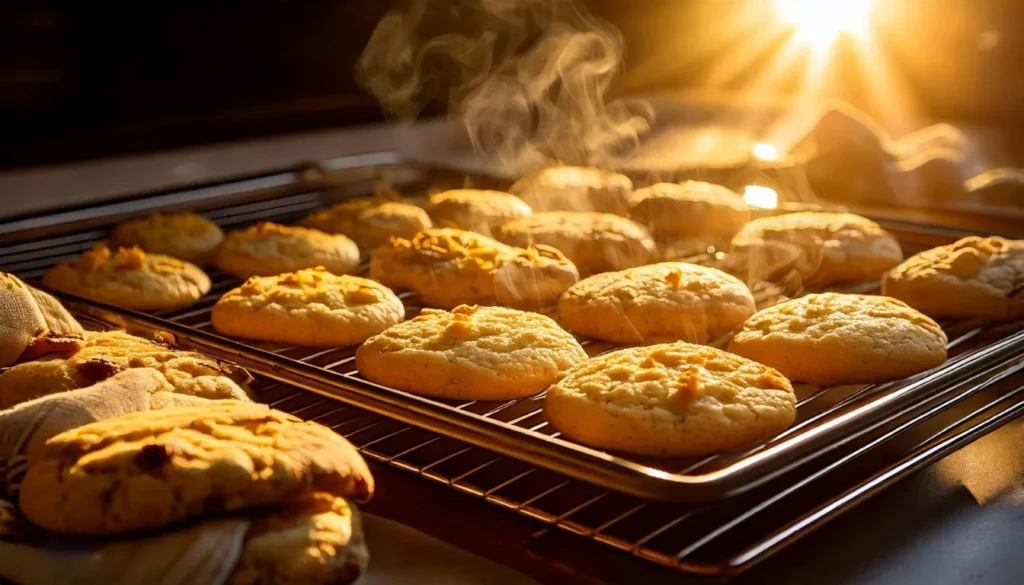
[703,25,789,89]
[847,25,919,133]
[775,0,878,50]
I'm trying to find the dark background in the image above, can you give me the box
[0,0,1019,170]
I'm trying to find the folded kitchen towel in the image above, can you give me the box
[0,367,213,498]
[0,517,249,585]
[0,273,85,367]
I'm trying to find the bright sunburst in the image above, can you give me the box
[774,0,878,49]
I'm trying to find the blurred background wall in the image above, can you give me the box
[0,0,1019,169]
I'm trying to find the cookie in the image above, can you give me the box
[0,330,251,408]
[727,292,948,385]
[356,305,588,400]
[725,212,904,287]
[882,236,1024,322]
[0,273,84,367]
[558,262,756,344]
[425,189,532,236]
[212,267,405,347]
[109,212,224,265]
[509,166,633,214]
[230,493,368,585]
[42,244,211,312]
[545,342,796,457]
[369,228,579,308]
[497,211,655,274]
[629,181,749,241]
[300,198,432,252]
[215,223,360,279]
[18,401,374,535]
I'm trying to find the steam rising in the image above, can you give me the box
[356,0,652,174]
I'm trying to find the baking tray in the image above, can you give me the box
[2,156,1023,504]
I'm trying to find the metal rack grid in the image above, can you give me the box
[2,163,1023,574]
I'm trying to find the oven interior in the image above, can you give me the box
[2,157,1021,576]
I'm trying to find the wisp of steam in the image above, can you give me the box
[356,0,653,175]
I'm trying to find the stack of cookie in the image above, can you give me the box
[0,282,375,584]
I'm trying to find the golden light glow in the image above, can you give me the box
[751,142,779,161]
[696,0,914,197]
[743,185,779,209]
[774,0,877,49]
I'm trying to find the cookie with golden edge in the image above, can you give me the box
[509,166,634,215]
[725,211,904,287]
[629,181,750,241]
[882,236,1024,322]
[558,262,756,344]
[18,401,374,535]
[42,244,210,311]
[497,211,655,275]
[109,212,224,265]
[215,223,360,279]
[299,198,432,252]
[545,342,796,457]
[212,267,404,347]
[0,273,84,367]
[728,292,948,385]
[369,228,579,309]
[425,189,532,236]
[0,329,251,408]
[230,493,368,585]
[356,305,588,400]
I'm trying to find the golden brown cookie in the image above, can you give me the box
[109,212,224,265]
[629,181,750,241]
[509,166,633,214]
[230,493,368,585]
[18,401,373,535]
[42,245,211,311]
[558,262,756,344]
[0,273,84,367]
[0,330,251,408]
[882,236,1024,322]
[215,223,360,279]
[728,293,948,385]
[497,211,655,275]
[369,228,579,308]
[545,342,796,457]
[725,212,904,287]
[356,305,588,400]
[300,198,432,252]
[212,268,405,347]
[425,189,532,237]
